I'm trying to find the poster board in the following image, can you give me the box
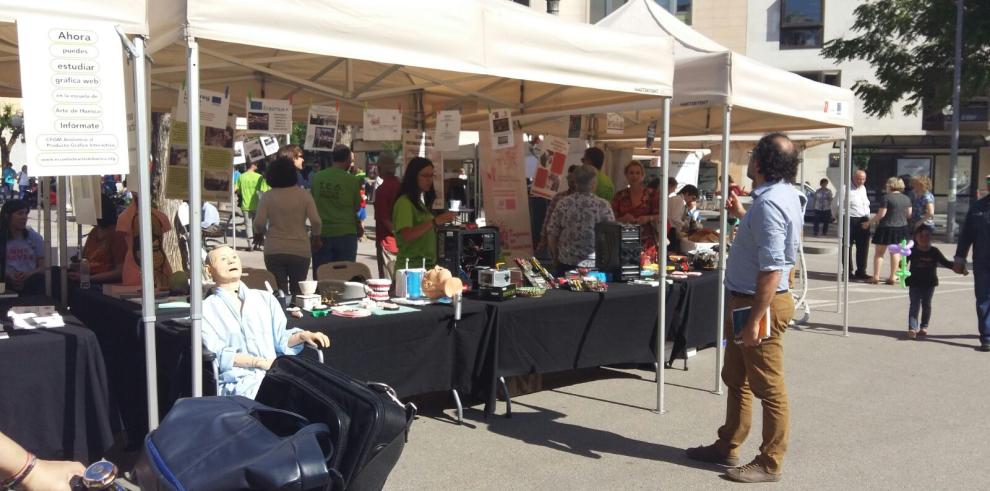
[166,118,234,201]
[17,16,129,176]
[480,131,532,258]
[363,109,401,141]
[531,135,569,198]
[175,87,230,129]
[434,110,461,152]
[606,113,624,135]
[246,98,292,134]
[304,105,339,151]
[489,109,514,149]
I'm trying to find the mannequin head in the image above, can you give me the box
[206,245,242,289]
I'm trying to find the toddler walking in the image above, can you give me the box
[905,225,966,339]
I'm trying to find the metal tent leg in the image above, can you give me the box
[451,389,464,425]
[498,376,512,418]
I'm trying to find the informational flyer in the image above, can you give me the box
[166,118,234,201]
[304,105,339,151]
[17,16,129,176]
[244,138,265,163]
[531,135,569,199]
[606,112,624,135]
[434,110,461,152]
[489,108,514,150]
[175,87,230,129]
[260,134,280,156]
[363,109,402,141]
[246,98,292,134]
[232,141,246,165]
[480,131,532,258]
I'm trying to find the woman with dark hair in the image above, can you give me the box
[392,157,457,273]
[277,144,306,187]
[612,160,660,262]
[69,194,126,284]
[254,156,322,294]
[0,199,46,293]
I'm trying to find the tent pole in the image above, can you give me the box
[843,128,852,336]
[836,137,846,313]
[715,105,731,395]
[656,96,671,414]
[187,37,204,398]
[131,36,160,429]
[57,176,68,305]
[42,178,51,297]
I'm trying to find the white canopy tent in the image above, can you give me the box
[598,0,856,395]
[148,0,678,417]
[0,0,162,431]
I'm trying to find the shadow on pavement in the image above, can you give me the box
[800,322,980,349]
[471,401,721,473]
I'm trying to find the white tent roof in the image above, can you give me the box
[0,0,148,35]
[144,0,673,128]
[596,0,855,136]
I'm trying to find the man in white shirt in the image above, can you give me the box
[201,245,330,398]
[837,170,872,279]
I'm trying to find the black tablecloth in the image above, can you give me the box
[0,296,114,463]
[465,273,720,413]
[68,286,190,447]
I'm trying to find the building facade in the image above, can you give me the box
[519,0,989,223]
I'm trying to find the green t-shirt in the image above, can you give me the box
[595,172,615,202]
[237,171,270,211]
[310,166,361,237]
[392,195,436,271]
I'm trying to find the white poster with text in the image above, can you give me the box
[434,110,461,151]
[175,87,230,129]
[363,109,402,141]
[489,108,514,150]
[18,16,129,176]
[246,98,292,134]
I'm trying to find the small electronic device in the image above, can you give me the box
[595,221,642,282]
[479,283,516,301]
[478,268,511,288]
[294,294,322,311]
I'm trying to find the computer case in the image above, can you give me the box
[436,226,500,285]
[595,221,641,282]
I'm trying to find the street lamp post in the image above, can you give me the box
[946,0,963,241]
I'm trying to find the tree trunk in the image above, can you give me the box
[150,112,185,272]
[0,144,8,167]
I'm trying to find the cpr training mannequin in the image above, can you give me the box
[201,245,330,398]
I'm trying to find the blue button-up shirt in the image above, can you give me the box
[725,180,803,294]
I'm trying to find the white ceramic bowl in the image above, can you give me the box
[298,280,318,295]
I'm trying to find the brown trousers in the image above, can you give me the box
[715,291,794,474]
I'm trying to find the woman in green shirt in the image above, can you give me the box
[392,157,457,274]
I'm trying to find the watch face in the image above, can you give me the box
[83,460,117,487]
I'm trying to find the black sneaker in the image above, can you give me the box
[685,444,738,467]
[977,343,990,352]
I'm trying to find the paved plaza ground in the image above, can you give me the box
[43,207,987,489]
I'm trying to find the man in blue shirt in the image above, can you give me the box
[686,133,802,483]
[953,175,990,352]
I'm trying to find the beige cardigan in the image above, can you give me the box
[254,186,322,258]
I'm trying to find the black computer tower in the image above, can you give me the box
[595,221,642,282]
[436,226,500,283]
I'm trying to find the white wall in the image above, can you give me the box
[744,0,922,137]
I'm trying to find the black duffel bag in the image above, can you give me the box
[135,395,341,491]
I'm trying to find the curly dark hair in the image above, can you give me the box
[265,156,299,188]
[752,133,799,183]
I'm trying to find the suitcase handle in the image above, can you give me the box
[368,382,417,442]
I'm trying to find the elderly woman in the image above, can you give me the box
[547,165,615,276]
[864,176,912,285]
[612,161,660,261]
[910,175,935,230]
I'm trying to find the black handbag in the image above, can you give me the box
[135,396,340,491]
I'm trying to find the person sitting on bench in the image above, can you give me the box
[202,245,330,398]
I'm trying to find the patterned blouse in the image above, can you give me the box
[912,191,935,227]
[612,187,660,255]
[547,192,615,267]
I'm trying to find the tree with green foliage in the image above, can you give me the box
[0,105,24,166]
[821,0,990,118]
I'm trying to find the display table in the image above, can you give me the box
[0,296,115,463]
[466,272,720,415]
[67,286,192,448]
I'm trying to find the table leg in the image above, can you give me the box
[451,389,463,425]
[498,376,512,419]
